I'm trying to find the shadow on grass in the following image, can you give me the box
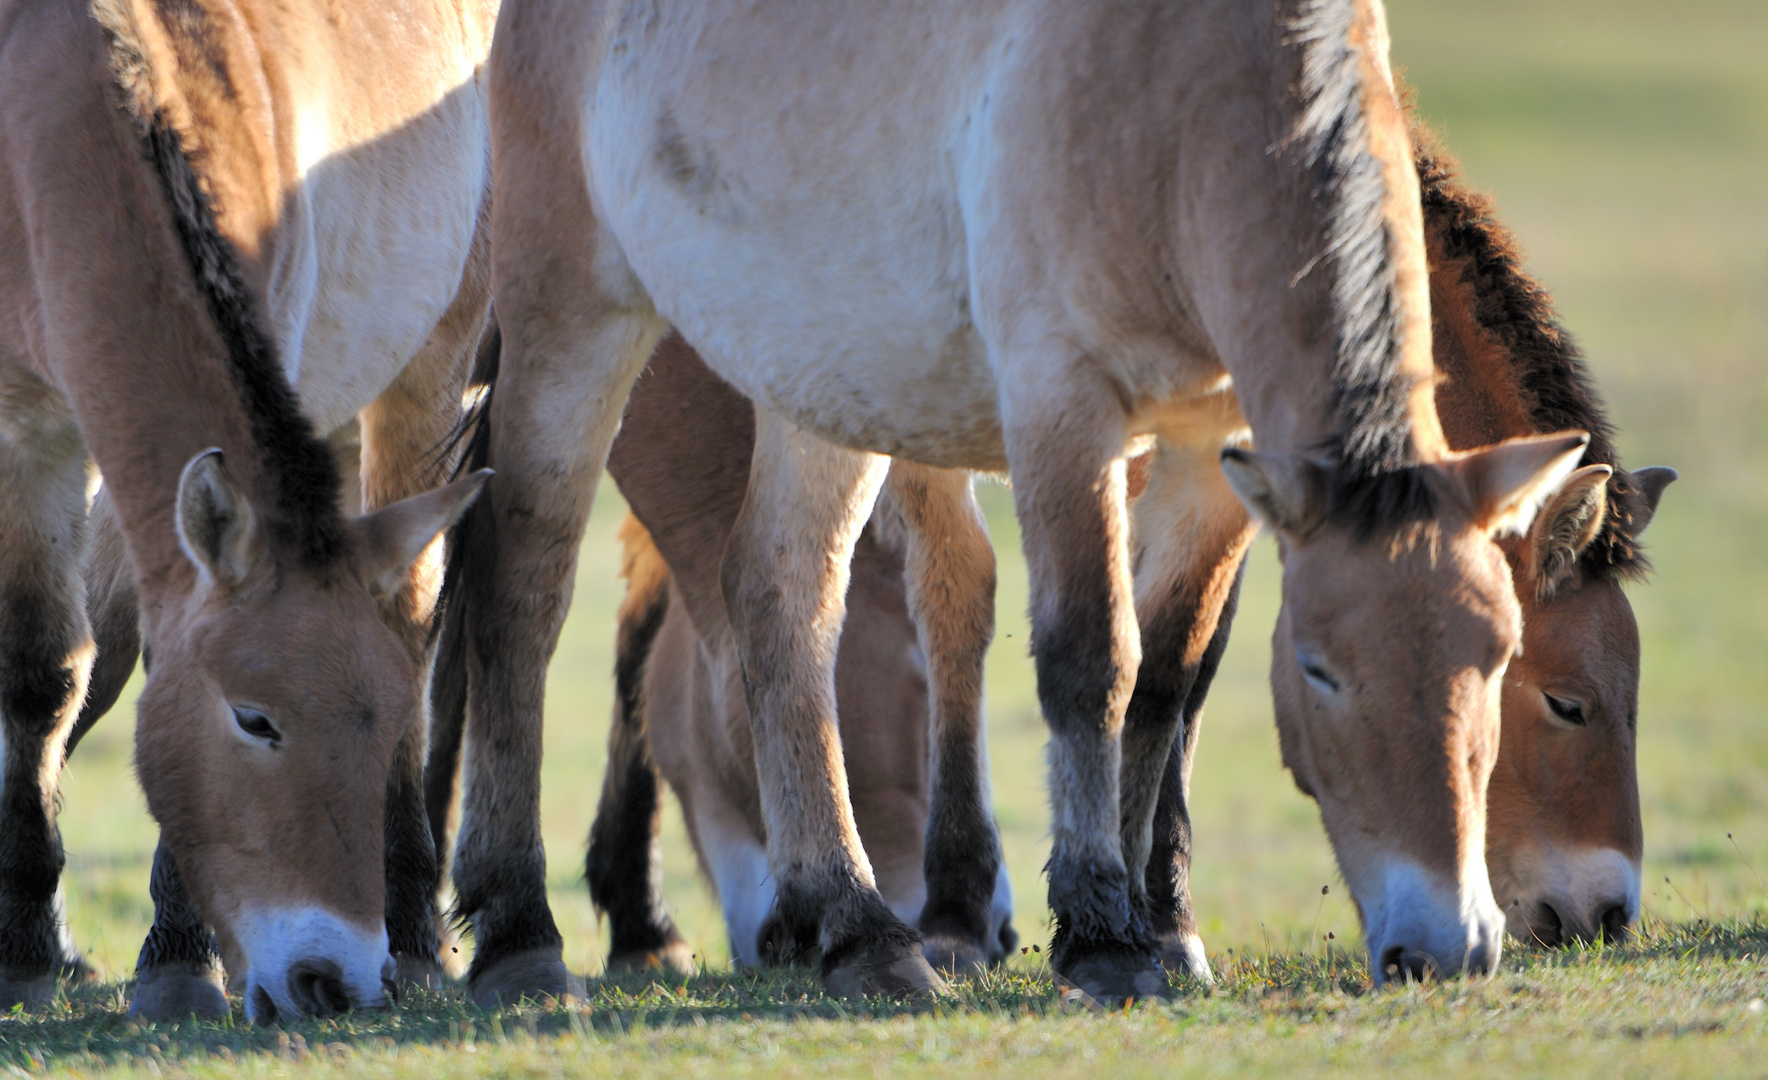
[2,919,1762,1072]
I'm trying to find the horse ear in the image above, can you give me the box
[1219,448,1326,538]
[354,469,492,594]
[1619,466,1677,539]
[1439,431,1590,538]
[1527,463,1612,595]
[176,449,263,589]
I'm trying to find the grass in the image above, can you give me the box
[20,0,1768,1073]
[6,921,1767,1078]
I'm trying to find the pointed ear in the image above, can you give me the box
[1527,463,1612,595]
[1619,466,1677,539]
[1439,431,1590,538]
[1219,448,1327,538]
[176,448,263,589]
[354,469,492,593]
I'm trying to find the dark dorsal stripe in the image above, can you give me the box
[141,111,347,567]
[1413,134,1648,580]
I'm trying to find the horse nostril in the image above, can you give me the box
[1379,945,1439,984]
[287,957,352,1018]
[251,984,280,1025]
[1597,903,1631,944]
[1533,902,1565,948]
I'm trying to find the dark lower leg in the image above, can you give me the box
[0,596,89,1002]
[885,466,1001,964]
[585,570,687,969]
[1145,569,1241,965]
[384,720,443,972]
[135,840,220,974]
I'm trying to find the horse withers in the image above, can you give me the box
[0,0,497,1019]
[476,0,1585,1000]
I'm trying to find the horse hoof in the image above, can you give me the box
[824,944,948,999]
[0,971,58,1012]
[468,949,583,1010]
[129,964,229,1021]
[1156,933,1214,985]
[605,937,695,976]
[391,954,450,995]
[1054,948,1169,1005]
[920,934,989,977]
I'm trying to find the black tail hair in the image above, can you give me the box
[423,319,502,867]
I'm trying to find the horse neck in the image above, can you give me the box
[70,6,342,609]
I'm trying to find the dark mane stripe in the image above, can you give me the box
[1412,132,1648,579]
[1288,0,1419,481]
[141,113,347,566]
[96,0,344,566]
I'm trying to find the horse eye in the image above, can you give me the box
[1543,693,1586,726]
[234,707,282,745]
[1299,656,1340,693]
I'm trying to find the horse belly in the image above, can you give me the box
[588,6,1010,469]
[270,88,489,435]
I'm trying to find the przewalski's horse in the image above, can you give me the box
[472,0,1588,1000]
[1410,136,1673,947]
[582,139,1677,969]
[0,0,496,1020]
[585,338,1016,972]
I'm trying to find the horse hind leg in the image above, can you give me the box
[584,516,693,974]
[0,409,96,1009]
[881,462,1003,975]
[722,414,941,998]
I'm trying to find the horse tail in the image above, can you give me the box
[584,513,690,970]
[423,317,502,868]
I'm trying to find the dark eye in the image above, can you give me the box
[234,706,282,746]
[1543,693,1586,726]
[1299,656,1340,693]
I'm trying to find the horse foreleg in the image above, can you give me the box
[1116,443,1254,984]
[721,414,940,997]
[881,462,1003,975]
[1001,382,1166,1002]
[356,281,489,993]
[0,416,95,1009]
[128,840,226,1018]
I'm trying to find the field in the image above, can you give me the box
[17,0,1768,1074]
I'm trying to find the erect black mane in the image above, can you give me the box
[1288,0,1423,491]
[140,111,347,568]
[1413,134,1650,580]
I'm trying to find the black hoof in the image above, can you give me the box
[129,963,229,1020]
[468,948,582,1010]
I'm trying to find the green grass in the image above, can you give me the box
[6,921,1767,1078]
[25,0,1768,1072]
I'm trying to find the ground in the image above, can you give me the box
[20,0,1768,1074]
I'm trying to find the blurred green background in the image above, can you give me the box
[55,0,1767,978]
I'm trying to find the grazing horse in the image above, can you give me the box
[0,0,496,1020]
[472,0,1590,1000]
[581,133,1677,967]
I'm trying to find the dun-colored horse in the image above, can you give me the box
[0,0,497,1020]
[470,0,1590,1000]
[581,126,1676,969]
